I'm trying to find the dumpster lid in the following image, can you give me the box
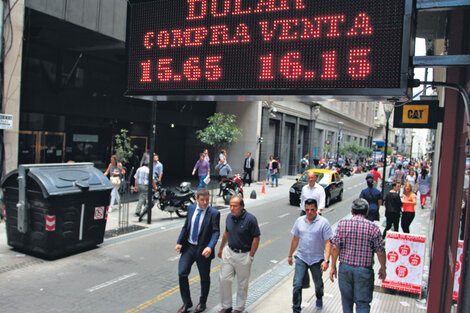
[2,163,113,197]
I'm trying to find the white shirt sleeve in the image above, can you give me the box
[318,187,326,213]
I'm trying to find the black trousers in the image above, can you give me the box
[401,211,415,233]
[383,212,400,238]
[245,168,253,185]
[178,244,212,305]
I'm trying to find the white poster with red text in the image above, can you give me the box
[452,241,464,300]
[381,232,426,294]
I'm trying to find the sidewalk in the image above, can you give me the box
[248,201,435,313]
[0,175,298,271]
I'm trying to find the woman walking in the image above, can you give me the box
[266,155,275,181]
[271,157,281,187]
[405,168,417,192]
[416,167,431,209]
[104,155,125,212]
[401,183,417,233]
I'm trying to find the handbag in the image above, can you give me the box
[110,175,121,186]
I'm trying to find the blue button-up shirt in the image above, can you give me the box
[291,215,333,265]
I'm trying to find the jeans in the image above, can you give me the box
[292,257,324,313]
[271,172,279,186]
[198,174,207,190]
[338,263,374,313]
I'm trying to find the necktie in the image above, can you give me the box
[191,209,203,243]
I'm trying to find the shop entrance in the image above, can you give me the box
[19,131,66,164]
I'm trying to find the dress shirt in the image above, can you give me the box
[300,183,326,213]
[291,215,333,265]
[245,157,252,169]
[188,205,207,245]
[153,161,163,178]
[194,159,210,176]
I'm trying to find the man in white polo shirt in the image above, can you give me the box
[300,172,326,215]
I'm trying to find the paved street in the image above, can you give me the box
[0,173,367,313]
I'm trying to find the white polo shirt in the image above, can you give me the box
[300,183,326,213]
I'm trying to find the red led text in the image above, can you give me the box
[186,0,306,20]
[259,49,371,81]
[140,56,223,82]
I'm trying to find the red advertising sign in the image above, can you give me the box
[453,241,464,301]
[126,0,413,100]
[381,232,426,295]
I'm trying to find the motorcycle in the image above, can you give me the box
[219,175,244,204]
[338,165,353,177]
[138,181,196,221]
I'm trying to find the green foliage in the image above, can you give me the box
[343,141,361,155]
[196,112,242,151]
[323,144,332,157]
[114,129,136,166]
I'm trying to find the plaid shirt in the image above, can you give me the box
[331,215,385,268]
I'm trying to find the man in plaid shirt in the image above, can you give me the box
[329,198,386,313]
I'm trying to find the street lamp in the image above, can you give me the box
[336,121,344,162]
[381,103,394,200]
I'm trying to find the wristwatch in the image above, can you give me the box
[324,260,330,264]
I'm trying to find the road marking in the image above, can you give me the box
[168,255,180,262]
[278,213,290,218]
[125,234,284,313]
[346,187,353,190]
[87,273,137,292]
[258,222,269,227]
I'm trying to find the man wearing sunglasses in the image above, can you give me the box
[288,198,333,312]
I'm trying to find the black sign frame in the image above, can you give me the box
[125,0,415,101]
[393,100,444,129]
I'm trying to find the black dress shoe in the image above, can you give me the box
[194,303,207,313]
[177,303,192,313]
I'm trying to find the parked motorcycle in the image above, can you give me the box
[219,175,244,203]
[138,181,195,221]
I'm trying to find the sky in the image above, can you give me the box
[410,38,431,158]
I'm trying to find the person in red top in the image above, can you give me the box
[369,167,382,188]
[401,183,417,233]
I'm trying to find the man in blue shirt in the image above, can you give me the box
[360,174,383,221]
[288,198,333,311]
[217,196,260,313]
[153,154,163,182]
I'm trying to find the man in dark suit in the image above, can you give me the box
[243,152,255,186]
[175,188,220,313]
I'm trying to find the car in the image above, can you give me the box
[289,169,344,208]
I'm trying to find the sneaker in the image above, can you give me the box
[316,298,323,309]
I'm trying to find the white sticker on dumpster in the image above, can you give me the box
[94,207,105,220]
[45,215,56,231]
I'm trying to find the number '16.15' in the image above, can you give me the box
[259,48,372,80]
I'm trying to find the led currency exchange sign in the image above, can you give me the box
[126,0,412,99]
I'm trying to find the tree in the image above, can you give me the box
[196,112,242,164]
[323,144,332,158]
[114,129,136,168]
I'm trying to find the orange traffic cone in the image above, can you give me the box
[261,180,266,194]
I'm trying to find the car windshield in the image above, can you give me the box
[299,172,331,185]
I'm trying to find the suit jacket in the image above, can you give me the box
[243,157,255,172]
[177,203,220,259]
